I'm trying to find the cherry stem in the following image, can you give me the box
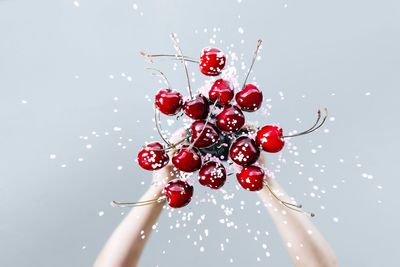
[145,135,190,152]
[282,108,328,139]
[170,33,193,99]
[154,108,171,146]
[187,99,219,150]
[140,51,199,63]
[111,196,167,208]
[146,67,171,88]
[242,39,262,89]
[263,180,315,217]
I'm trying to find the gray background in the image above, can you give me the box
[1,0,399,266]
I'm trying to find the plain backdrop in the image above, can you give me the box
[1,0,399,266]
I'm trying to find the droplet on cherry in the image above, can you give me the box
[137,142,169,171]
[164,179,194,208]
[229,136,260,166]
[216,104,245,133]
[236,165,265,191]
[155,89,183,115]
[256,125,285,153]
[198,161,227,189]
[199,47,226,76]
[172,145,202,172]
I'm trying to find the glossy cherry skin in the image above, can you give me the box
[209,79,234,105]
[229,136,260,166]
[155,89,183,115]
[172,145,202,172]
[216,105,245,133]
[190,120,220,148]
[256,125,285,153]
[164,179,194,208]
[198,161,227,189]
[199,47,226,76]
[235,84,263,112]
[183,94,209,120]
[236,166,265,191]
[137,142,169,171]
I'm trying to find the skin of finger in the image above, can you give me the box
[166,128,188,160]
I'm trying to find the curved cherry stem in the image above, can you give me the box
[282,108,328,139]
[154,108,171,146]
[242,39,262,89]
[263,180,315,217]
[187,99,219,150]
[146,67,171,88]
[146,67,172,146]
[111,196,167,208]
[140,51,199,63]
[170,33,193,99]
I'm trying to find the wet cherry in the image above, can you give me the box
[199,47,226,76]
[164,179,194,208]
[236,165,265,191]
[190,120,220,148]
[172,145,202,172]
[236,40,263,112]
[198,161,227,189]
[235,84,263,112]
[216,104,245,133]
[209,79,234,105]
[137,142,169,171]
[183,94,209,120]
[155,89,183,115]
[229,136,260,166]
[256,125,285,153]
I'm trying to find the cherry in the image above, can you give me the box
[198,161,227,189]
[236,165,265,191]
[209,79,234,105]
[229,136,260,166]
[190,120,220,148]
[184,94,209,120]
[256,125,285,153]
[236,40,263,112]
[137,142,169,171]
[199,47,226,76]
[216,104,245,133]
[164,179,194,208]
[155,89,183,115]
[172,145,202,172]
[235,84,263,112]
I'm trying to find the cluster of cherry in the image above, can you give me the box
[112,34,327,216]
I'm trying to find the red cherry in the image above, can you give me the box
[199,47,226,76]
[164,179,194,208]
[256,125,285,153]
[235,84,263,112]
[172,145,202,172]
[198,161,227,189]
[216,104,245,133]
[155,89,183,115]
[229,136,260,166]
[236,165,265,191]
[137,142,169,171]
[209,79,234,105]
[183,94,209,120]
[190,120,220,148]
